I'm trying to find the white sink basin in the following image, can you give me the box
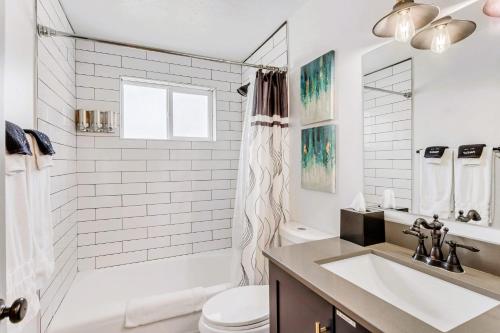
[321,254,499,332]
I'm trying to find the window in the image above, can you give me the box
[121,77,216,141]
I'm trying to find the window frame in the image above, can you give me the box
[120,77,217,142]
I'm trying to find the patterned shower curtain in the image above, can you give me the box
[233,70,290,286]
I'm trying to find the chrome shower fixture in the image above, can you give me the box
[76,110,117,133]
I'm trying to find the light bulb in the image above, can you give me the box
[395,9,416,42]
[483,0,500,17]
[431,25,451,54]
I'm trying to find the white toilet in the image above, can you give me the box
[199,222,332,333]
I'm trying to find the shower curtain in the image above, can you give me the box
[232,70,290,286]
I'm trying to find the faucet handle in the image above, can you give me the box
[444,241,479,273]
[403,229,427,239]
[446,240,480,253]
[440,227,449,247]
[403,229,428,261]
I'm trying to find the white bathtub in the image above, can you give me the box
[48,249,231,333]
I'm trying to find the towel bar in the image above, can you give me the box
[417,147,500,154]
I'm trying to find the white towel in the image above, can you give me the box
[454,147,493,226]
[5,153,40,332]
[125,283,230,328]
[419,148,454,219]
[25,135,54,288]
[6,153,27,175]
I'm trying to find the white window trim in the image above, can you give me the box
[120,76,217,141]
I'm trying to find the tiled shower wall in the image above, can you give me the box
[36,0,78,331]
[242,24,288,84]
[74,41,245,270]
[363,59,413,210]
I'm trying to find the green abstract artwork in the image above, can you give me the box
[301,125,336,193]
[300,51,335,124]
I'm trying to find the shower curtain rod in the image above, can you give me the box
[37,24,286,72]
[363,85,412,99]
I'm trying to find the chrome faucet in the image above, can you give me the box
[456,209,482,222]
[403,215,479,273]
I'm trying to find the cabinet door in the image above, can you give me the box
[270,263,334,333]
[335,310,370,333]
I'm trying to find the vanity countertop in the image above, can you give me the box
[263,238,500,333]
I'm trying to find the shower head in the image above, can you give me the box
[237,83,250,97]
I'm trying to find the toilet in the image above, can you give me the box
[199,222,332,333]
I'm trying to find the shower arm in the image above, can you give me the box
[36,24,287,73]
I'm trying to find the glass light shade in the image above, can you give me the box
[431,25,451,54]
[395,9,416,42]
[484,0,500,17]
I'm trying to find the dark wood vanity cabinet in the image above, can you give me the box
[269,262,370,333]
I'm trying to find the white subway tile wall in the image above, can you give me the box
[363,59,413,210]
[242,25,288,85]
[37,0,77,332]
[74,34,292,269]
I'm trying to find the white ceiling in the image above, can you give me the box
[59,0,479,62]
[60,0,307,61]
[353,0,481,53]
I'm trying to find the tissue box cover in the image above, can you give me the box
[340,208,385,246]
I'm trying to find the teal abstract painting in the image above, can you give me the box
[300,51,335,124]
[301,125,336,193]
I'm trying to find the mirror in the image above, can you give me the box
[362,1,500,229]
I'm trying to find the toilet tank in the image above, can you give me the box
[279,222,332,246]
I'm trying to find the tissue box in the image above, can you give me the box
[340,208,385,246]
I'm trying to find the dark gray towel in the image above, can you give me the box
[458,144,486,159]
[6,121,32,155]
[24,129,55,155]
[424,146,448,159]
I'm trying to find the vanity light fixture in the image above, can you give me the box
[372,0,439,42]
[411,16,476,54]
[483,0,500,17]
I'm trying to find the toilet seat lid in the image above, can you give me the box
[202,285,269,327]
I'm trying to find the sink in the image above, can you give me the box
[321,254,499,332]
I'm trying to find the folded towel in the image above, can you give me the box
[24,129,55,155]
[204,283,230,298]
[6,121,31,155]
[125,283,230,328]
[5,154,40,332]
[454,147,493,226]
[6,154,26,175]
[419,148,453,219]
[424,146,448,158]
[25,135,54,288]
[422,146,449,165]
[28,132,54,170]
[458,144,486,159]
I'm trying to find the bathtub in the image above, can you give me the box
[48,249,231,333]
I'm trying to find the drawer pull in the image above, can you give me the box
[314,321,329,333]
[336,310,357,328]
